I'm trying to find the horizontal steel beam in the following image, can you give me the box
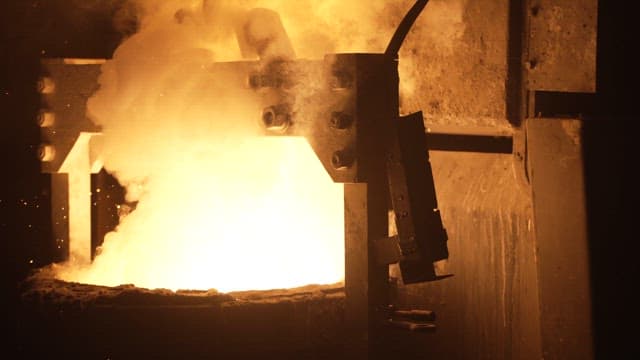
[425,124,513,154]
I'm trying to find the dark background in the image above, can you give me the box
[1,1,634,357]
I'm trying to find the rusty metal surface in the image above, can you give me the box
[526,118,593,359]
[527,0,598,92]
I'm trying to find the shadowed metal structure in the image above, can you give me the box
[34,2,453,357]
[11,0,601,359]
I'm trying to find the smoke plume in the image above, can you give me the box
[54,0,470,292]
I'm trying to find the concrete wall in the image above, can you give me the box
[388,152,542,360]
[398,0,510,128]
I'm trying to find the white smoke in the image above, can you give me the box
[53,0,470,291]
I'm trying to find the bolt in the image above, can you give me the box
[262,104,291,131]
[330,112,353,129]
[38,144,55,161]
[331,150,354,169]
[37,77,55,94]
[38,111,55,127]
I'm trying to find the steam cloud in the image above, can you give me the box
[53,0,468,292]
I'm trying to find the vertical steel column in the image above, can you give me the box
[344,181,389,356]
[339,54,396,358]
[527,118,593,360]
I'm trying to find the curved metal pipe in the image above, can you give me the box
[385,0,430,57]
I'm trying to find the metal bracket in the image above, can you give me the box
[379,305,437,332]
[384,111,450,284]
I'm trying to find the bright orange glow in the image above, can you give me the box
[51,0,455,292]
[56,136,344,292]
[52,1,351,292]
